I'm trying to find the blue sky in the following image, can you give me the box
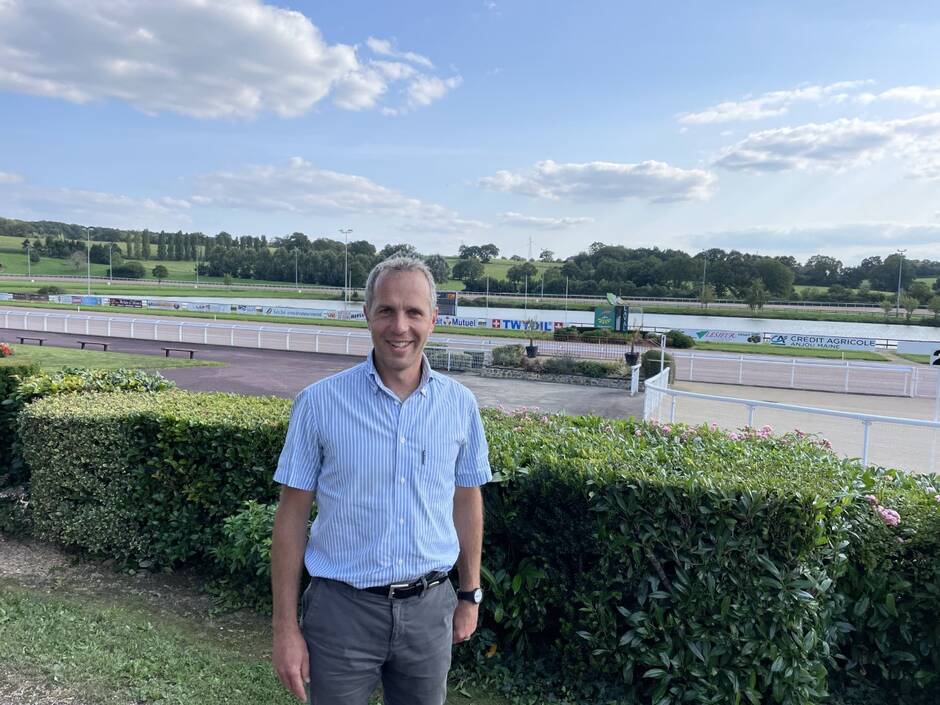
[2,1,940,264]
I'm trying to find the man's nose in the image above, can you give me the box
[391,311,409,332]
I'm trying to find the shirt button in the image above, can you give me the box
[399,518,404,525]
[400,436,406,444]
[398,559,403,565]
[400,477,405,484]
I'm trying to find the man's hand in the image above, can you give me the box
[273,623,310,701]
[452,600,479,643]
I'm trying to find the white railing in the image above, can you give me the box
[643,374,940,474]
[629,363,642,396]
[670,350,940,399]
[0,309,493,362]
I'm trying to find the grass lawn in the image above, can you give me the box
[0,582,504,705]
[0,343,222,370]
[897,353,931,365]
[691,342,890,361]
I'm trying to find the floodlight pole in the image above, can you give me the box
[895,249,906,318]
[339,228,353,308]
[701,251,708,303]
[26,242,30,278]
[86,227,91,295]
[108,243,113,284]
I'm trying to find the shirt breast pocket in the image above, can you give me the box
[421,433,462,488]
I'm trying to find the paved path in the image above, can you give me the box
[0,327,644,418]
[662,381,939,475]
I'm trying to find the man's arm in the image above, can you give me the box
[452,485,483,643]
[271,485,315,702]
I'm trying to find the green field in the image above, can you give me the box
[0,343,222,370]
[897,353,931,365]
[691,342,889,361]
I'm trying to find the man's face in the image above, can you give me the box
[365,270,437,375]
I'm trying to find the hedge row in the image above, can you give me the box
[19,391,290,566]
[13,391,940,703]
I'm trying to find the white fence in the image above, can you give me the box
[0,309,492,370]
[671,350,940,399]
[644,371,940,475]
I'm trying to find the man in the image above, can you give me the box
[271,256,491,705]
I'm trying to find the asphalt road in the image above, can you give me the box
[0,327,645,418]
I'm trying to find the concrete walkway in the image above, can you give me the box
[663,381,939,474]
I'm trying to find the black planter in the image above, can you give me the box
[624,351,639,366]
[525,345,539,358]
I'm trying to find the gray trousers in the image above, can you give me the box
[300,577,457,705]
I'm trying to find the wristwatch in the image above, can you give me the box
[457,587,484,604]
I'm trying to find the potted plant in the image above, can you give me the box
[624,328,642,366]
[524,318,541,358]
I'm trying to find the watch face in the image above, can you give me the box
[472,588,483,604]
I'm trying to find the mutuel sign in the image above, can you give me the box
[768,334,877,351]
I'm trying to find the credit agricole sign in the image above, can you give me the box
[768,334,877,351]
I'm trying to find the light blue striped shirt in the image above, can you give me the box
[274,352,492,589]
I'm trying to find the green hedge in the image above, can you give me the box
[19,390,290,567]
[491,344,523,367]
[14,390,940,703]
[641,348,676,382]
[0,359,40,478]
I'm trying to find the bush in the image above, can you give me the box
[641,349,675,382]
[19,390,290,567]
[491,344,523,367]
[111,261,145,279]
[666,329,695,348]
[36,286,66,295]
[542,356,579,375]
[553,326,581,340]
[541,358,618,378]
[0,359,40,478]
[3,367,174,485]
[458,412,873,704]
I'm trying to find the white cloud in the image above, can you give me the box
[365,37,434,69]
[0,176,192,230]
[857,85,940,109]
[678,80,872,125]
[192,157,486,233]
[406,75,462,109]
[714,113,940,175]
[479,159,716,203]
[689,222,940,259]
[0,171,24,184]
[0,1,455,118]
[499,212,594,230]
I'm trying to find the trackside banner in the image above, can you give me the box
[896,340,940,357]
[680,329,763,344]
[768,333,878,351]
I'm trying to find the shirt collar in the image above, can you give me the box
[365,350,434,398]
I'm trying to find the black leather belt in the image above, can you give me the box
[363,571,449,599]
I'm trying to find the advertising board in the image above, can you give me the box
[261,307,330,319]
[149,299,183,310]
[107,297,143,308]
[185,303,231,313]
[12,293,49,302]
[0,293,11,301]
[897,341,940,362]
[594,306,614,329]
[437,291,457,316]
[490,318,563,331]
[437,316,484,328]
[681,329,763,344]
[768,333,877,351]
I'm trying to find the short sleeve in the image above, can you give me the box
[274,391,322,492]
[455,392,491,487]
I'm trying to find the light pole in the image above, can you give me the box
[895,248,907,318]
[86,227,91,295]
[26,241,31,278]
[194,244,199,288]
[339,228,352,307]
[294,249,299,291]
[700,251,709,302]
[108,243,113,284]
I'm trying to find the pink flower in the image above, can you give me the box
[877,506,901,527]
[710,422,719,431]
[760,425,772,434]
[821,439,833,449]
[634,428,642,437]
[661,425,671,434]
[864,495,879,506]
[934,494,940,503]
[728,432,741,441]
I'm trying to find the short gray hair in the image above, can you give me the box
[363,256,437,315]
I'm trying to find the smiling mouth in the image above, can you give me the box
[388,341,414,349]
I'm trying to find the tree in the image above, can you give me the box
[507,261,538,284]
[908,280,932,304]
[152,264,169,284]
[142,230,151,259]
[21,238,30,251]
[157,232,168,260]
[879,298,893,320]
[452,257,484,284]
[423,254,450,283]
[756,258,794,297]
[699,283,716,309]
[379,243,418,260]
[745,280,769,311]
[478,244,499,263]
[934,276,940,293]
[69,251,85,271]
[539,249,555,262]
[900,294,919,322]
[928,295,940,321]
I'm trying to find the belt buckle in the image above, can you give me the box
[387,581,409,599]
